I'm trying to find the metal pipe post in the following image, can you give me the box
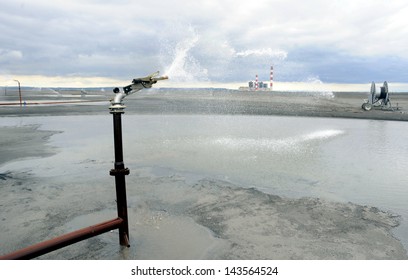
[110,111,130,247]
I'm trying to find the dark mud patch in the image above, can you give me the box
[0,125,60,166]
[186,179,406,259]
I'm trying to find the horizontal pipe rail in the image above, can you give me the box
[0,217,124,260]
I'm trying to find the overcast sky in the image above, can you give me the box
[1,0,408,87]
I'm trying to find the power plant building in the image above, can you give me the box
[248,81,268,90]
[239,66,274,91]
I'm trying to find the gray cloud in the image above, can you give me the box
[1,0,407,85]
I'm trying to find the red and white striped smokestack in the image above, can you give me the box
[255,74,259,91]
[270,66,273,91]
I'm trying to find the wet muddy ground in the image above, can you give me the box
[1,90,407,259]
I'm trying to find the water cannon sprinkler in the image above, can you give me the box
[110,71,168,113]
[108,71,167,248]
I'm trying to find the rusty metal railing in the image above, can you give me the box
[0,218,124,260]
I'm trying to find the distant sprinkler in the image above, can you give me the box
[270,66,273,91]
[255,74,259,91]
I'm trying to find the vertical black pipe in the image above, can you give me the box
[113,112,125,168]
[110,112,130,247]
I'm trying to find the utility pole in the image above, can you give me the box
[14,80,22,107]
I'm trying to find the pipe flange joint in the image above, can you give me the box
[110,168,130,176]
